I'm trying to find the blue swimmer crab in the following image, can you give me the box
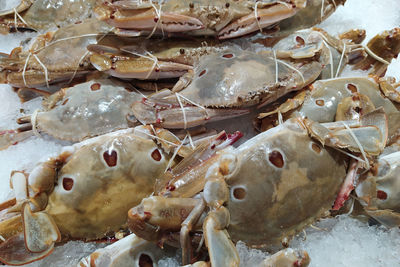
[124,109,387,266]
[0,19,112,90]
[95,0,345,39]
[0,124,236,265]
[0,0,96,33]
[0,79,247,149]
[131,28,368,129]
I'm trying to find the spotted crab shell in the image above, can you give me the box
[36,79,142,141]
[45,129,170,239]
[178,47,322,108]
[297,77,400,141]
[224,119,346,248]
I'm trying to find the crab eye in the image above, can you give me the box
[268,150,284,168]
[151,149,162,161]
[346,83,358,93]
[199,69,207,77]
[103,150,118,167]
[222,53,234,58]
[90,83,101,91]
[62,177,74,191]
[139,253,153,267]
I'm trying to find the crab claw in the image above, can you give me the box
[90,54,192,79]
[218,2,298,40]
[132,96,250,129]
[96,5,203,33]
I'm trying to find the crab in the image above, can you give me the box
[0,19,112,91]
[0,0,96,34]
[131,28,368,129]
[0,79,247,149]
[256,76,400,143]
[95,0,345,39]
[355,142,400,228]
[0,124,242,265]
[124,109,387,266]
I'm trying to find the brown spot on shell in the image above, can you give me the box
[295,36,305,47]
[222,53,234,58]
[199,69,206,77]
[103,150,117,167]
[151,149,162,161]
[233,187,246,200]
[377,190,387,200]
[139,253,153,267]
[62,98,69,105]
[347,83,358,93]
[269,150,284,168]
[91,83,101,91]
[316,99,324,106]
[62,177,74,191]
[311,143,322,154]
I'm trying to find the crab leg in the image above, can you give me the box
[22,203,61,253]
[180,198,206,265]
[332,159,359,210]
[218,3,299,40]
[202,175,239,267]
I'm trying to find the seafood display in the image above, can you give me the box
[0,0,400,266]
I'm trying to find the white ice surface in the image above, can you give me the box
[0,0,400,266]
